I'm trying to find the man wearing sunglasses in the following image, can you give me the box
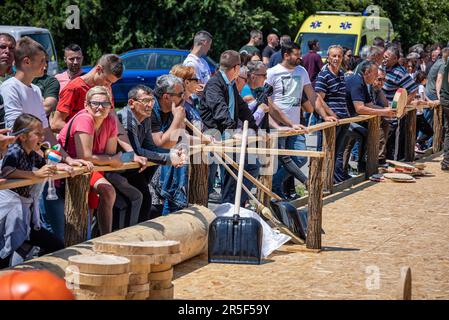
[199,50,259,206]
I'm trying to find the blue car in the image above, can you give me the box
[83,48,217,105]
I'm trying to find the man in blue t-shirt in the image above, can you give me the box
[382,45,418,160]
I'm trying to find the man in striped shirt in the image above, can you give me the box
[315,45,351,183]
[382,45,418,160]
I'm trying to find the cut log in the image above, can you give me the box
[8,205,215,279]
[126,291,149,300]
[65,265,129,287]
[74,292,125,300]
[148,285,174,300]
[67,254,130,275]
[150,279,172,290]
[152,253,182,265]
[128,283,150,293]
[129,273,149,285]
[120,255,153,266]
[72,285,128,296]
[93,240,180,255]
[129,264,152,274]
[151,263,172,272]
[149,268,173,281]
[433,105,443,153]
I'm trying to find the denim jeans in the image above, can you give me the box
[220,155,260,206]
[39,182,65,242]
[273,134,308,198]
[343,122,368,172]
[159,164,189,215]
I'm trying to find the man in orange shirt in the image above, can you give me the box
[51,54,121,132]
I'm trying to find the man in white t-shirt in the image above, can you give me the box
[183,30,213,86]
[0,37,91,168]
[266,41,336,198]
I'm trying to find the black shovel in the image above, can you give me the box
[208,121,263,265]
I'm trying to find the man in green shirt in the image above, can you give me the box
[440,56,449,170]
[239,30,263,55]
[32,54,60,118]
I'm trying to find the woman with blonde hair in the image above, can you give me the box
[58,86,129,235]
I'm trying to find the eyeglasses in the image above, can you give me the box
[89,101,112,108]
[253,73,267,78]
[168,92,184,98]
[187,78,199,82]
[377,78,386,82]
[238,76,247,81]
[136,98,155,105]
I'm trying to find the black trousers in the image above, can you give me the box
[0,226,64,269]
[416,114,434,148]
[442,101,449,167]
[122,166,160,222]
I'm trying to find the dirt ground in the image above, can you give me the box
[173,153,449,300]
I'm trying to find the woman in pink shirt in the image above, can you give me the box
[58,86,123,235]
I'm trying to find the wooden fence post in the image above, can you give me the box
[188,147,209,206]
[306,157,324,250]
[257,134,275,208]
[322,127,336,193]
[64,173,90,247]
[366,116,381,178]
[433,105,443,153]
[404,109,417,162]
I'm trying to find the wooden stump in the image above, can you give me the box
[306,157,324,250]
[322,127,336,193]
[433,105,443,153]
[404,109,417,162]
[366,116,381,178]
[64,173,90,247]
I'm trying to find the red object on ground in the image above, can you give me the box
[0,270,74,300]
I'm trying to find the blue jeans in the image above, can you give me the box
[159,164,189,215]
[39,182,65,242]
[273,134,308,198]
[220,156,260,206]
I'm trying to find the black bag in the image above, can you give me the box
[208,214,263,265]
[270,200,308,240]
[270,201,325,240]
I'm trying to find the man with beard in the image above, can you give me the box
[239,30,263,56]
[267,41,337,198]
[55,44,84,92]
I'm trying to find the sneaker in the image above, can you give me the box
[209,190,222,203]
[415,144,425,154]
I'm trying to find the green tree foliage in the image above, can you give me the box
[1,0,448,66]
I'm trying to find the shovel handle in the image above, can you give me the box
[234,121,249,216]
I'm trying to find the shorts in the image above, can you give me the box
[88,171,105,209]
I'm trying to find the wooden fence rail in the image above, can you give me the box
[0,102,444,251]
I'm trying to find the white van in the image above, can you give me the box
[0,25,58,76]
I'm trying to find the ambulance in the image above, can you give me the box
[294,11,394,58]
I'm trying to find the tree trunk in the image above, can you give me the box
[64,173,91,247]
[322,127,336,192]
[306,157,324,250]
[366,116,381,178]
[404,109,417,162]
[433,105,443,153]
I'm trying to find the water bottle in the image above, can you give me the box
[46,149,62,201]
